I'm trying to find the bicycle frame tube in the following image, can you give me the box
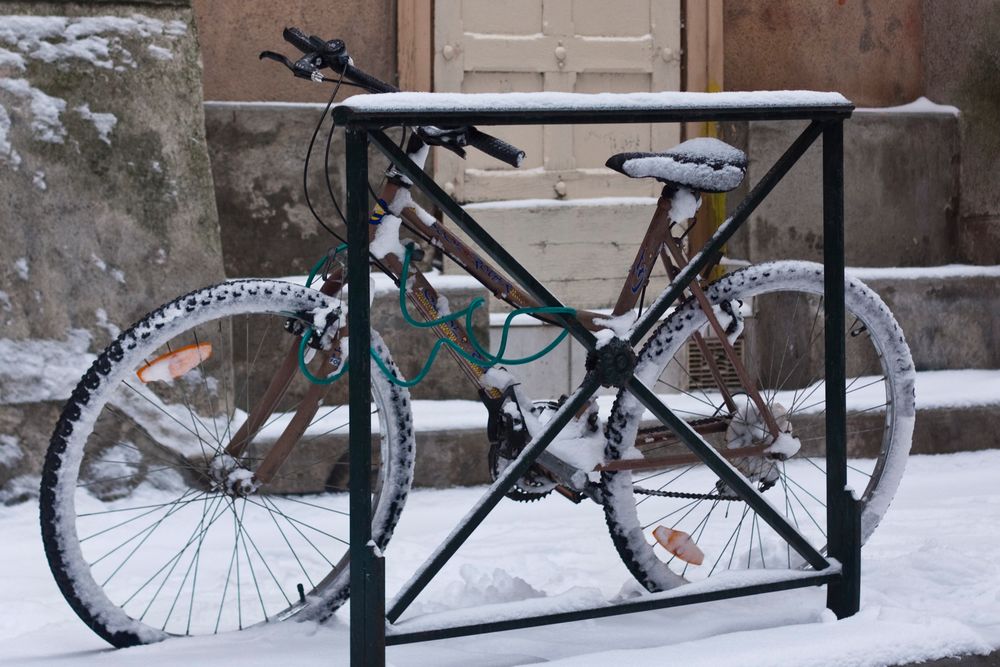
[375,165,785,451]
[223,131,793,483]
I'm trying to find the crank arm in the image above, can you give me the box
[536,450,602,503]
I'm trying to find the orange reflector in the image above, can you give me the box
[137,342,213,383]
[652,526,704,566]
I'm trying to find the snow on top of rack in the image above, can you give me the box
[340,90,852,113]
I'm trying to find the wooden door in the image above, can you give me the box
[434,0,681,203]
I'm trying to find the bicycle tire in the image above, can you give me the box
[40,279,415,646]
[602,261,915,591]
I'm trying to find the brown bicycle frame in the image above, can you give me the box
[226,154,782,483]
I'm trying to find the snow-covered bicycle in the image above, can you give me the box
[40,29,916,647]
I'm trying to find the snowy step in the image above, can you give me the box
[483,264,1000,399]
[253,369,1000,492]
[847,265,1000,370]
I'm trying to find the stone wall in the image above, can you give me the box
[724,110,960,267]
[724,0,924,107]
[922,0,1000,263]
[724,0,1000,265]
[190,0,395,103]
[203,101,488,400]
[0,0,224,499]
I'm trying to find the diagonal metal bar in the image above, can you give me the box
[629,120,824,346]
[386,373,603,623]
[367,129,597,350]
[625,378,830,570]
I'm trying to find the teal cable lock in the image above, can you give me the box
[297,244,578,388]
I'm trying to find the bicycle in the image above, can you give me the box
[39,28,916,647]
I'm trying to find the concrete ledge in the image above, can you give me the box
[912,406,1000,456]
[958,216,1000,265]
[850,266,1000,370]
[257,400,1000,491]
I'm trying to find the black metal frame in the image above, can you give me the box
[333,96,858,666]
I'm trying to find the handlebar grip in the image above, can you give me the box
[467,128,525,168]
[343,63,399,94]
[282,27,315,54]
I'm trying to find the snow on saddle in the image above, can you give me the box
[605,137,747,194]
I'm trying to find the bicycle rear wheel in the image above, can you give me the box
[40,280,414,646]
[602,262,915,591]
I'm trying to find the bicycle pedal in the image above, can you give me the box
[137,342,213,383]
[652,526,704,566]
[553,485,584,504]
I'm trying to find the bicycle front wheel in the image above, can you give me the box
[602,262,915,592]
[40,280,415,646]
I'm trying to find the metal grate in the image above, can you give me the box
[687,336,745,390]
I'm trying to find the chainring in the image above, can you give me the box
[487,399,559,502]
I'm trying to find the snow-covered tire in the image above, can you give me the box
[39,280,415,647]
[602,262,915,592]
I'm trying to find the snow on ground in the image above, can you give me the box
[3,449,1000,666]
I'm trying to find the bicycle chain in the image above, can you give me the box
[632,416,783,503]
[633,487,741,502]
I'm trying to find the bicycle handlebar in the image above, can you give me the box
[467,128,525,168]
[271,28,524,167]
[281,27,398,93]
[282,26,316,54]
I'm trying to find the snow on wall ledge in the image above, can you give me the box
[339,90,852,113]
[0,13,186,167]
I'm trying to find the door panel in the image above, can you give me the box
[434,0,681,203]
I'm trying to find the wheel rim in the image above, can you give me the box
[604,267,909,588]
[61,304,392,638]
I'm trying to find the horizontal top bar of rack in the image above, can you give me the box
[332,90,854,126]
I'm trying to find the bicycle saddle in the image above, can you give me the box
[606,137,747,193]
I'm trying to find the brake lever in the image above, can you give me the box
[259,50,295,69]
[414,125,469,159]
[259,50,326,82]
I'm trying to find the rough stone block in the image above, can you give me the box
[0,1,225,489]
[957,216,1000,265]
[203,101,401,279]
[851,269,1000,371]
[724,110,960,267]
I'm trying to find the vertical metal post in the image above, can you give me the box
[822,120,859,618]
[346,127,385,664]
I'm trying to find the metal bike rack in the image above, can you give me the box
[332,93,859,666]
